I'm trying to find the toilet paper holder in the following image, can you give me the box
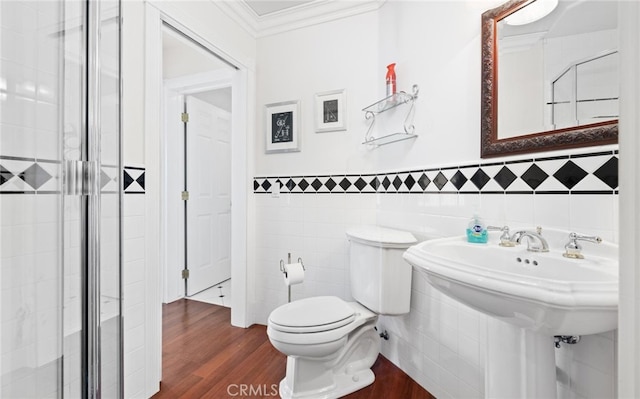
[279,253,305,276]
[280,253,305,303]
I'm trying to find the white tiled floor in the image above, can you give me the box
[187,279,231,308]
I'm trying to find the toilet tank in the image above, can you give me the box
[346,226,417,315]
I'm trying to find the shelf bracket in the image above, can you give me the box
[364,110,376,143]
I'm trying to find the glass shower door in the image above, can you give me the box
[0,0,122,397]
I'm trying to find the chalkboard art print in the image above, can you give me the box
[265,100,301,153]
[315,89,346,133]
[272,111,293,143]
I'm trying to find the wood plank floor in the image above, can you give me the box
[152,299,435,399]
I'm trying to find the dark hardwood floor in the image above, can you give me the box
[152,299,435,399]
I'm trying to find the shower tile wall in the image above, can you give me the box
[253,149,618,399]
[0,1,64,396]
[0,194,62,397]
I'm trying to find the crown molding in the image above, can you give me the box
[215,0,386,38]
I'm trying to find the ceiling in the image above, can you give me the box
[243,0,315,16]
[220,0,385,37]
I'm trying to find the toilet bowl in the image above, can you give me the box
[266,225,417,399]
[268,296,380,398]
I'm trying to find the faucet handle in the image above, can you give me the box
[563,232,602,259]
[487,225,515,247]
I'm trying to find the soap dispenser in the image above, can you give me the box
[466,214,488,243]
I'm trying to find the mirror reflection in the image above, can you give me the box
[497,0,618,139]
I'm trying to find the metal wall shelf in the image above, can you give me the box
[362,84,419,147]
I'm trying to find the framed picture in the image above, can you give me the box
[265,100,301,153]
[314,89,347,133]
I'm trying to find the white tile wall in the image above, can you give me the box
[253,177,618,398]
[253,193,377,323]
[0,194,64,397]
[122,192,147,399]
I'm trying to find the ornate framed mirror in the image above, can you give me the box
[480,0,618,158]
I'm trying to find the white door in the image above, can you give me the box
[185,95,232,296]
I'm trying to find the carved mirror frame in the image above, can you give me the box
[480,0,618,158]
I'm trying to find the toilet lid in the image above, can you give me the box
[346,225,417,248]
[269,296,355,333]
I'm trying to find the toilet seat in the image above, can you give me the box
[267,298,376,346]
[268,296,356,333]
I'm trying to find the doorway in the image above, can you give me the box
[161,25,235,304]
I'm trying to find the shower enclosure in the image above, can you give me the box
[551,51,619,130]
[0,0,122,397]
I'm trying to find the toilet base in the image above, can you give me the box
[277,322,380,399]
[279,368,374,399]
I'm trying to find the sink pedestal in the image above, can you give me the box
[486,318,557,398]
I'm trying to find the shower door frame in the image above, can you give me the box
[73,0,124,397]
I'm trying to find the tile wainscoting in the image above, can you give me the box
[252,148,618,399]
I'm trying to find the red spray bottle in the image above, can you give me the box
[386,63,396,97]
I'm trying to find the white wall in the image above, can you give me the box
[256,10,380,175]
[617,1,640,396]
[254,1,618,398]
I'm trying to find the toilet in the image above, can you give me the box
[267,225,417,399]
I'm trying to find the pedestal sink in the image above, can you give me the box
[403,231,618,398]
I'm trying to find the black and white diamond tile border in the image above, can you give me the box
[253,150,619,196]
[0,156,145,195]
[0,156,60,194]
[101,165,119,193]
[123,166,145,194]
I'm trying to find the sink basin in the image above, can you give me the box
[403,232,619,399]
[403,235,618,335]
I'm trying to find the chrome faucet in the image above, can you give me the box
[563,232,602,259]
[510,229,549,252]
[487,225,515,247]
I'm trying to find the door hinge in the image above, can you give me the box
[181,191,189,201]
[181,112,189,123]
[182,269,190,279]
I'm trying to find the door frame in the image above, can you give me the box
[144,6,252,362]
[163,72,233,302]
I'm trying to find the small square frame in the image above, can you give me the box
[314,89,347,133]
[265,100,301,153]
